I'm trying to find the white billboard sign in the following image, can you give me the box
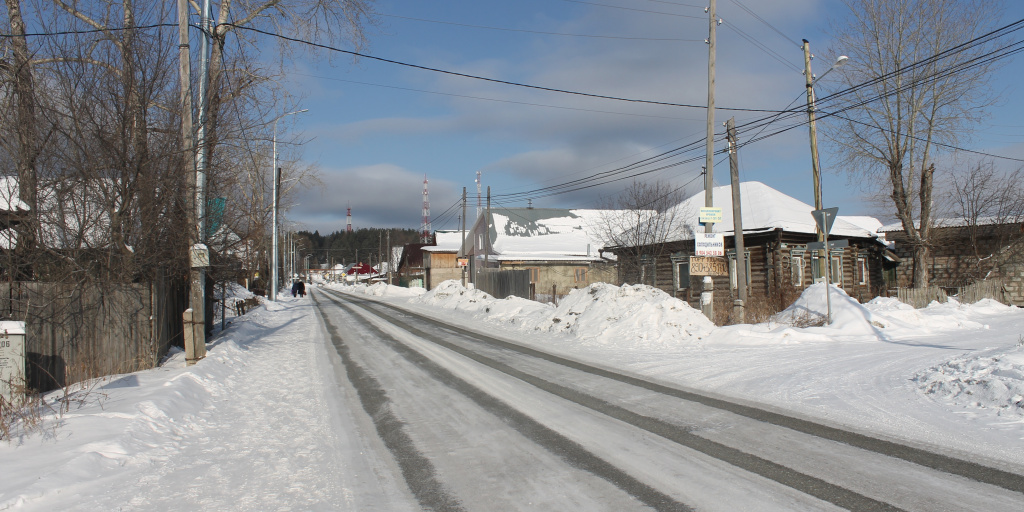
[694,233,725,256]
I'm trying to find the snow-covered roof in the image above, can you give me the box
[879,216,1024,233]
[422,230,464,253]
[667,181,880,241]
[475,208,617,262]
[0,176,31,211]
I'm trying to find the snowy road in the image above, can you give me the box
[314,288,1024,512]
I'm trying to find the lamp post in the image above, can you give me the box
[802,40,848,215]
[270,109,307,301]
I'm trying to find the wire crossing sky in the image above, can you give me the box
[264,0,1024,233]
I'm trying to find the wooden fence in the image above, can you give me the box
[476,269,532,300]
[0,274,186,392]
[895,279,1008,309]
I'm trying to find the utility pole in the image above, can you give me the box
[703,0,718,234]
[727,118,746,323]
[803,39,827,281]
[484,186,491,273]
[179,0,211,365]
[461,187,467,287]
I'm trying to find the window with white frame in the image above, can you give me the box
[831,252,843,286]
[791,251,805,287]
[857,257,868,285]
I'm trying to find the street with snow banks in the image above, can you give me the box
[1,280,1023,511]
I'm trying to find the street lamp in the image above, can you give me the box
[802,41,848,213]
[270,108,307,301]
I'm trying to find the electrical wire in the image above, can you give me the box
[727,0,801,48]
[288,72,703,120]
[557,0,705,19]
[379,13,701,41]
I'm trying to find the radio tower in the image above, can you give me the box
[346,202,353,233]
[421,175,432,243]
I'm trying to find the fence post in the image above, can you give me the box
[552,284,557,305]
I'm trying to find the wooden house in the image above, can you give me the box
[608,182,896,312]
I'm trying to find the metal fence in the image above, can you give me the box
[476,269,532,300]
[0,274,186,392]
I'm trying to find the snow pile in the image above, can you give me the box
[413,281,713,348]
[863,297,1002,332]
[525,283,715,346]
[346,282,426,298]
[412,280,547,320]
[771,283,886,335]
[914,343,1024,418]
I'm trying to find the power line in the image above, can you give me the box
[289,72,704,121]
[557,0,705,19]
[727,0,800,48]
[228,24,795,113]
[228,24,804,114]
[379,13,701,41]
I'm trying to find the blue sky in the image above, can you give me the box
[279,0,1024,234]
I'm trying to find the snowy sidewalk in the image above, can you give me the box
[0,295,411,511]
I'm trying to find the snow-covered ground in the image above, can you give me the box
[1,280,1022,509]
[350,280,1024,467]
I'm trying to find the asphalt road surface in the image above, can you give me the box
[312,288,1024,512]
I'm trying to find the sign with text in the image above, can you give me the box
[457,257,468,267]
[699,207,724,224]
[0,322,26,406]
[190,243,210,268]
[694,233,725,256]
[689,256,729,276]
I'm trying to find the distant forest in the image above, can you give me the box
[295,228,422,268]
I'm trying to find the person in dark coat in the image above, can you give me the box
[290,281,298,297]
[297,281,306,297]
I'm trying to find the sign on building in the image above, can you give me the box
[695,233,725,256]
[0,321,26,406]
[689,256,729,276]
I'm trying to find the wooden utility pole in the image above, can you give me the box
[703,0,718,233]
[484,186,491,272]
[178,0,206,364]
[461,187,467,286]
[727,118,746,323]
[803,39,827,281]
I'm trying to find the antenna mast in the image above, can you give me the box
[421,175,432,243]
[346,202,352,233]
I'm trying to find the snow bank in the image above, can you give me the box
[345,282,427,298]
[771,283,886,336]
[914,343,1024,418]
[412,281,714,348]
[767,284,1012,341]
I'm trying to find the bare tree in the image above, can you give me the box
[599,180,690,286]
[826,0,1005,287]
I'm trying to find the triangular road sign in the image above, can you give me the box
[811,207,839,234]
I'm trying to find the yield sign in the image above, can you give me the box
[811,207,839,235]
